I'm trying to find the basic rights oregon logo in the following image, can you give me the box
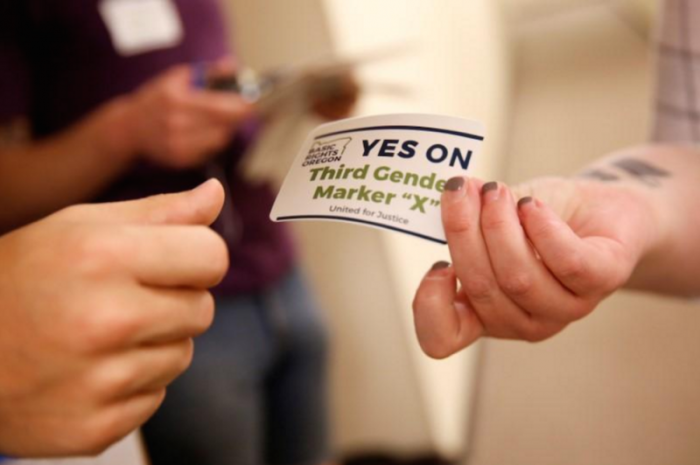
[302,137,352,167]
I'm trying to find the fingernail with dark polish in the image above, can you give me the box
[481,182,498,196]
[518,196,533,208]
[431,261,451,271]
[445,177,465,192]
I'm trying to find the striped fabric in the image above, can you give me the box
[654,0,700,143]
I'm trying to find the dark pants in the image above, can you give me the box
[143,269,331,465]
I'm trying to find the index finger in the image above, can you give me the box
[63,179,225,227]
[125,224,229,289]
[517,197,630,296]
[187,90,254,123]
[441,177,536,336]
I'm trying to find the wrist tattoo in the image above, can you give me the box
[580,169,620,182]
[578,157,671,188]
[612,158,671,186]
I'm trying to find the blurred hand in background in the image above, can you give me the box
[119,61,254,169]
[308,72,361,121]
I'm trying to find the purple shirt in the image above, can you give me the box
[0,0,294,295]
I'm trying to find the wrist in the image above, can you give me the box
[597,180,670,290]
[622,182,667,261]
[542,175,663,292]
[88,96,141,164]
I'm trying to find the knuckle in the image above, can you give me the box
[461,276,495,303]
[176,339,196,374]
[602,256,634,294]
[519,320,561,343]
[201,229,230,281]
[555,252,587,281]
[513,323,544,343]
[100,312,139,347]
[412,285,445,314]
[66,315,102,354]
[90,365,138,401]
[480,212,509,233]
[69,229,130,278]
[527,216,558,241]
[443,208,473,235]
[499,271,533,298]
[607,270,629,293]
[567,301,595,321]
[193,292,216,334]
[74,306,138,352]
[526,224,549,243]
[522,329,549,343]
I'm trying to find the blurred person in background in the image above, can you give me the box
[0,1,356,464]
[0,181,226,463]
[412,0,700,359]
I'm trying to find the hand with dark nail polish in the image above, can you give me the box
[411,142,698,358]
[481,181,498,195]
[445,177,465,192]
[431,261,451,271]
[517,196,533,208]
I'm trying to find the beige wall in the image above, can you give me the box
[224,1,700,464]
[224,0,511,458]
[224,0,434,456]
[322,0,511,457]
[223,0,334,71]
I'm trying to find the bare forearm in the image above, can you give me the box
[0,98,136,231]
[577,145,700,296]
[0,62,256,233]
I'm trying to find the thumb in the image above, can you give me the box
[72,179,226,226]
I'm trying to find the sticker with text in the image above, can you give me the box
[270,114,485,244]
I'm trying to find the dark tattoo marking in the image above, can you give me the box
[577,158,671,188]
[612,158,671,187]
[580,169,620,182]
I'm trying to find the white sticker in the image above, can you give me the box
[270,114,485,244]
[99,0,184,57]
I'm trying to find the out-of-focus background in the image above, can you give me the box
[227,1,700,464]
